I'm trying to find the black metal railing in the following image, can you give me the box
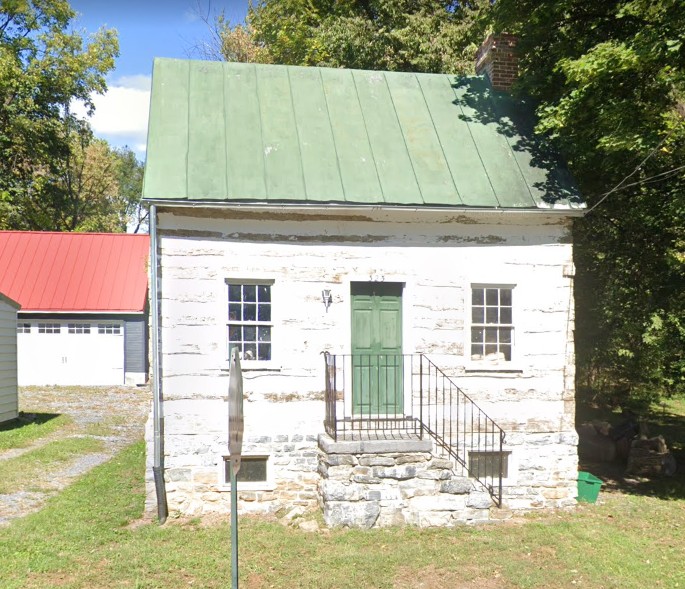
[322,352,506,506]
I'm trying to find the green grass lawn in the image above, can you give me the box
[0,413,72,451]
[2,438,685,589]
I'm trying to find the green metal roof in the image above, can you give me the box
[143,58,582,210]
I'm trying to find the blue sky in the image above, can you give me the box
[70,0,249,158]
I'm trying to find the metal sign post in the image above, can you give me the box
[228,347,244,589]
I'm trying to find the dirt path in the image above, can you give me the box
[0,386,149,526]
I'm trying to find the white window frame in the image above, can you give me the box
[17,322,31,334]
[466,283,518,370]
[218,454,275,492]
[98,323,121,335]
[67,323,91,334]
[225,279,275,368]
[38,322,61,334]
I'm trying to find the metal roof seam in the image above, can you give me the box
[222,62,230,200]
[285,67,310,202]
[417,74,464,206]
[253,62,270,201]
[449,79,502,208]
[489,93,538,208]
[185,60,191,200]
[382,72,425,205]
[316,67,346,202]
[350,70,387,204]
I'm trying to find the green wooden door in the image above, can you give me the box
[351,283,403,415]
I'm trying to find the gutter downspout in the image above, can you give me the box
[150,204,168,523]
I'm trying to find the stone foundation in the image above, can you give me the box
[318,435,497,527]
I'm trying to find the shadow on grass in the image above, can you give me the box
[0,412,62,433]
[577,400,685,500]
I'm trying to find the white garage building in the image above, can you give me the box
[0,231,149,386]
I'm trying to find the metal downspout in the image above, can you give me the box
[150,204,168,523]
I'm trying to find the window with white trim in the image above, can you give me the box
[17,322,31,333]
[471,286,513,361]
[68,323,91,334]
[38,323,61,334]
[98,323,121,335]
[227,283,272,361]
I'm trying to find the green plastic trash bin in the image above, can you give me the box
[577,471,603,503]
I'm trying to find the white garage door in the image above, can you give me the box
[17,320,124,386]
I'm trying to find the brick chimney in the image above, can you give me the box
[475,34,519,91]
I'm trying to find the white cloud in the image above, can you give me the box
[72,75,151,157]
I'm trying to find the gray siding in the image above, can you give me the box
[125,315,148,375]
[0,297,19,423]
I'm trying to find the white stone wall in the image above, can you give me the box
[148,206,579,520]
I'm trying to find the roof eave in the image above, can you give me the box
[143,198,586,217]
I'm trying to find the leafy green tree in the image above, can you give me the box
[217,0,490,74]
[0,0,118,230]
[492,0,685,408]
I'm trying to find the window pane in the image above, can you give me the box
[485,344,498,356]
[243,343,257,360]
[258,326,270,342]
[228,284,242,302]
[229,304,242,321]
[471,327,484,343]
[485,307,499,324]
[471,344,484,358]
[228,325,241,342]
[243,285,256,302]
[500,307,512,324]
[226,457,267,483]
[500,289,512,306]
[472,307,484,324]
[257,285,271,303]
[258,304,271,322]
[243,304,256,321]
[499,327,512,343]
[485,327,498,343]
[486,288,498,305]
[472,288,484,305]
[258,343,271,361]
[243,326,256,342]
[501,344,512,361]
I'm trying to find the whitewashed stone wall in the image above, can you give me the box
[147,206,579,522]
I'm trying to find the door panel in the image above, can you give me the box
[351,283,403,415]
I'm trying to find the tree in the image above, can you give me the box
[0,0,119,230]
[50,129,145,233]
[492,0,685,408]
[214,0,491,74]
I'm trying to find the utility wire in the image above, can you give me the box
[584,126,682,215]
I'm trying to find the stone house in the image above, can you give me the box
[143,36,584,527]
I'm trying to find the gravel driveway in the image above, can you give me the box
[0,386,150,526]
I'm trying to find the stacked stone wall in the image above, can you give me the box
[318,437,497,527]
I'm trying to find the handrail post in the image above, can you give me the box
[419,354,423,440]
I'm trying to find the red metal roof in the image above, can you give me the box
[0,232,149,313]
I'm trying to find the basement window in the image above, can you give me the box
[38,323,61,334]
[470,286,514,362]
[227,282,272,362]
[468,451,510,479]
[17,322,31,333]
[221,455,273,491]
